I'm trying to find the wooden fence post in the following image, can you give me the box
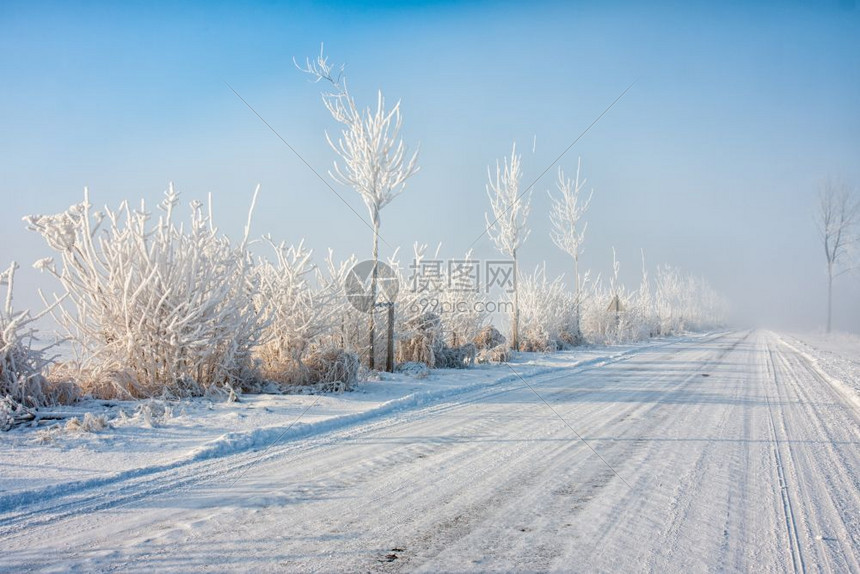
[386,303,395,373]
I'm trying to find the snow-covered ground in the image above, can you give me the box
[1,330,858,572]
[781,331,860,409]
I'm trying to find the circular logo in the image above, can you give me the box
[344,260,399,313]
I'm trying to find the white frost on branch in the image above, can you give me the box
[485,142,530,258]
[24,185,266,398]
[298,46,419,370]
[1,262,63,417]
[298,46,420,229]
[548,158,593,343]
[549,159,592,267]
[484,142,530,351]
[255,238,347,384]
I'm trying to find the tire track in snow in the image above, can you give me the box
[763,339,806,574]
[630,331,753,573]
[351,339,737,572]
[404,332,739,570]
[769,334,860,573]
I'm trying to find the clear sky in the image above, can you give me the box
[1,0,858,332]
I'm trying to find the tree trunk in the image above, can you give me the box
[386,303,394,372]
[369,219,379,369]
[574,256,582,343]
[826,262,833,334]
[512,250,519,351]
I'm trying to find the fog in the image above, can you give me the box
[1,0,858,333]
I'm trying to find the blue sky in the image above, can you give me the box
[1,0,859,331]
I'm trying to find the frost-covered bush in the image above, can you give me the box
[526,249,727,347]
[517,265,577,351]
[254,243,365,389]
[472,325,506,351]
[1,396,32,431]
[315,243,487,372]
[434,343,477,368]
[255,239,347,385]
[629,258,660,340]
[25,186,265,399]
[396,310,475,368]
[654,265,726,335]
[397,311,444,367]
[396,361,430,378]
[579,252,645,345]
[437,251,490,347]
[0,262,63,411]
[390,244,487,368]
[580,258,726,344]
[303,348,360,392]
[580,285,632,345]
[476,345,511,364]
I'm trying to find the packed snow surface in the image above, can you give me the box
[1,330,858,572]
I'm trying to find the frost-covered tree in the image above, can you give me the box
[485,143,530,351]
[816,179,859,333]
[549,159,593,343]
[299,48,419,368]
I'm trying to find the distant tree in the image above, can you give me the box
[816,179,859,333]
[299,48,419,368]
[485,143,531,351]
[548,158,593,343]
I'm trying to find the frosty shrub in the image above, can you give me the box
[628,253,661,340]
[654,265,726,335]
[1,396,31,431]
[303,348,360,392]
[313,251,365,352]
[579,259,726,344]
[255,239,344,385]
[25,186,265,399]
[0,262,64,411]
[476,345,511,364]
[254,243,364,389]
[434,343,477,369]
[397,311,444,367]
[396,361,430,379]
[517,265,577,352]
[472,325,506,351]
[580,286,631,345]
[437,250,490,348]
[64,412,109,433]
[390,244,485,369]
[579,252,637,345]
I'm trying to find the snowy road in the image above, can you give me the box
[2,331,859,573]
